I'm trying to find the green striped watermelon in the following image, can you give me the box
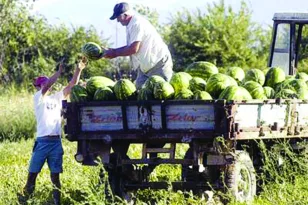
[70,85,88,102]
[153,81,175,100]
[244,69,265,86]
[93,87,116,101]
[170,72,191,93]
[174,88,194,100]
[193,91,212,100]
[142,75,166,91]
[86,76,115,98]
[189,77,207,93]
[113,79,136,100]
[219,86,252,101]
[82,42,104,60]
[137,87,154,101]
[185,61,218,81]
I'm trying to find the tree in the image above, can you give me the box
[166,0,271,72]
[0,0,111,89]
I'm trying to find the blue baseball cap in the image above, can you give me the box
[110,2,130,20]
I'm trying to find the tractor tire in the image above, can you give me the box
[223,150,256,203]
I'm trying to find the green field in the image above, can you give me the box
[0,92,308,205]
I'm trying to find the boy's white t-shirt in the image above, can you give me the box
[126,14,171,73]
[33,90,64,138]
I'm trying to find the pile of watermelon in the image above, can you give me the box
[70,61,308,103]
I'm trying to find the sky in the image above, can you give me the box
[30,0,308,47]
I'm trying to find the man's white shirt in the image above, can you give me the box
[126,14,170,73]
[33,90,64,138]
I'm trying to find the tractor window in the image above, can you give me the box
[272,24,290,74]
[297,25,308,73]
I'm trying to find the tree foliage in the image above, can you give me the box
[0,0,111,89]
[166,0,271,72]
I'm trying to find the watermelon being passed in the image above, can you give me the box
[82,42,104,60]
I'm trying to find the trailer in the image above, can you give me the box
[63,13,308,202]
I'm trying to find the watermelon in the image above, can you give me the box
[153,81,175,100]
[206,73,237,98]
[113,79,136,100]
[275,89,298,99]
[193,91,212,100]
[295,72,308,82]
[142,75,166,91]
[218,86,252,101]
[275,78,307,94]
[263,86,275,99]
[70,85,88,102]
[185,61,219,81]
[250,87,267,100]
[244,69,265,86]
[81,42,104,60]
[264,67,286,88]
[86,76,115,98]
[137,87,154,101]
[298,89,308,100]
[170,72,191,93]
[243,81,262,93]
[93,87,116,101]
[287,79,307,93]
[189,77,207,93]
[227,67,245,82]
[174,88,194,100]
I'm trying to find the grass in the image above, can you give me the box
[0,91,36,142]
[1,91,308,204]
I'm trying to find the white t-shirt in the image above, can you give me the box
[126,14,171,73]
[33,90,64,138]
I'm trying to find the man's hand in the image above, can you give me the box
[103,48,117,59]
[78,56,87,70]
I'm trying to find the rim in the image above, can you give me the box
[236,166,252,201]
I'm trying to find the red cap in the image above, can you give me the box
[33,76,49,87]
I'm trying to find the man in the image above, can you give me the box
[103,2,173,89]
[21,58,87,205]
[103,2,173,179]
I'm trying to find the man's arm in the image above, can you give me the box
[103,41,140,59]
[41,61,64,96]
[62,57,87,98]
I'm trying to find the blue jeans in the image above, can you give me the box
[28,137,64,173]
[135,54,174,89]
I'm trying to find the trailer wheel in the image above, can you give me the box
[106,153,134,202]
[223,150,256,202]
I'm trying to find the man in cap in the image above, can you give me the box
[104,2,173,88]
[103,2,172,180]
[20,57,87,205]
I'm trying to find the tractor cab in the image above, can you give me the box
[269,13,308,75]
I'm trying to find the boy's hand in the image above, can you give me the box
[58,58,65,73]
[78,56,87,70]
